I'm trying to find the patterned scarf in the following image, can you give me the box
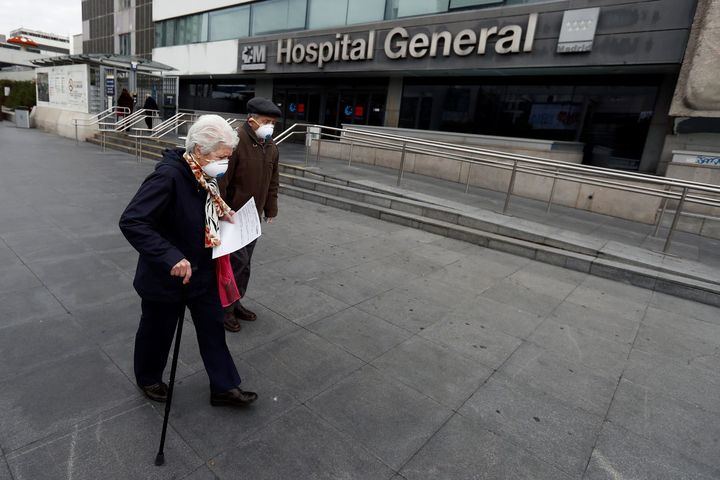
[183,152,232,248]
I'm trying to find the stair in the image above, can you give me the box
[89,134,720,306]
[278,163,720,307]
[86,131,179,160]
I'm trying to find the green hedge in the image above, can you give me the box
[0,80,36,109]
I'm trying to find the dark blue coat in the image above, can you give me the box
[119,148,215,302]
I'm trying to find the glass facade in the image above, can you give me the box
[155,0,557,47]
[209,6,250,41]
[399,77,660,170]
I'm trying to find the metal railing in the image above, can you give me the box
[128,112,200,162]
[72,106,130,145]
[274,123,720,254]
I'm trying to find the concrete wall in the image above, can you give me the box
[311,138,661,224]
[0,70,35,81]
[33,106,98,141]
[665,162,720,238]
[658,132,720,175]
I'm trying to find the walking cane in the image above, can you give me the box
[154,300,186,466]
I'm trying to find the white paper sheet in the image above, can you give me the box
[212,197,262,259]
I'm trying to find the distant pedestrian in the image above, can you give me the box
[119,114,258,408]
[219,97,282,332]
[143,94,158,129]
[117,88,134,117]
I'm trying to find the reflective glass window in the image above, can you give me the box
[347,0,385,24]
[252,0,308,35]
[387,0,450,19]
[449,0,502,8]
[308,0,347,29]
[209,5,250,41]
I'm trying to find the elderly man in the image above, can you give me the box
[220,97,282,332]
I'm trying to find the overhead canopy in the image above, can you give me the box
[31,54,175,72]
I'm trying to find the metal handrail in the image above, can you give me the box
[126,112,200,162]
[275,123,720,253]
[108,109,160,132]
[72,106,130,144]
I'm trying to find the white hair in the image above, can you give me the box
[185,114,239,154]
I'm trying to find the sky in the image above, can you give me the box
[0,0,82,38]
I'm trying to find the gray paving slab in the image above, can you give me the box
[497,342,617,417]
[181,466,219,480]
[254,282,350,325]
[70,296,141,346]
[549,300,641,345]
[355,288,452,332]
[460,375,603,477]
[480,280,567,318]
[458,294,547,339]
[0,349,139,452]
[399,414,573,480]
[242,329,364,402]
[0,285,67,328]
[419,311,522,369]
[307,366,453,470]
[0,261,42,295]
[607,378,720,470]
[584,422,720,480]
[371,336,493,410]
[0,315,93,383]
[165,362,298,459]
[624,349,720,415]
[634,308,720,373]
[308,307,413,362]
[6,404,202,480]
[650,292,720,325]
[209,406,394,480]
[225,298,300,355]
[307,268,394,305]
[528,318,631,380]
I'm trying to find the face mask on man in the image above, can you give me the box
[250,118,275,141]
[201,158,229,178]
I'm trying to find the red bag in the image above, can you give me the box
[216,254,240,307]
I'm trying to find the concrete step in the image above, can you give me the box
[86,137,163,160]
[280,182,720,307]
[279,168,720,287]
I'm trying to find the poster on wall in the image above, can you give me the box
[528,103,582,130]
[36,64,89,113]
[36,73,49,102]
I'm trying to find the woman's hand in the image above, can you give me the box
[220,210,236,223]
[170,259,192,285]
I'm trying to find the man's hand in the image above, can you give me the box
[170,259,192,285]
[265,216,275,224]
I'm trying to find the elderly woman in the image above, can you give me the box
[119,114,257,407]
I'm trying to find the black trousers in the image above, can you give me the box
[145,117,152,129]
[230,239,257,298]
[134,294,241,393]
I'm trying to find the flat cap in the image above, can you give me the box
[247,97,282,117]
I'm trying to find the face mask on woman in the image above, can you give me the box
[201,158,229,178]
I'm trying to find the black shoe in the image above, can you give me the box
[139,382,168,403]
[210,388,258,407]
[223,310,242,332]
[234,303,257,322]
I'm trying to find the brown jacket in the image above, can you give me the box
[220,122,279,218]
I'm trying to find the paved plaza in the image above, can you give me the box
[1,121,720,479]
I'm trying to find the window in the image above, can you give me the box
[449,0,502,8]
[308,0,347,29]
[347,0,385,24]
[386,0,450,19]
[119,0,131,10]
[209,5,250,41]
[175,13,207,45]
[119,33,131,55]
[251,0,307,35]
